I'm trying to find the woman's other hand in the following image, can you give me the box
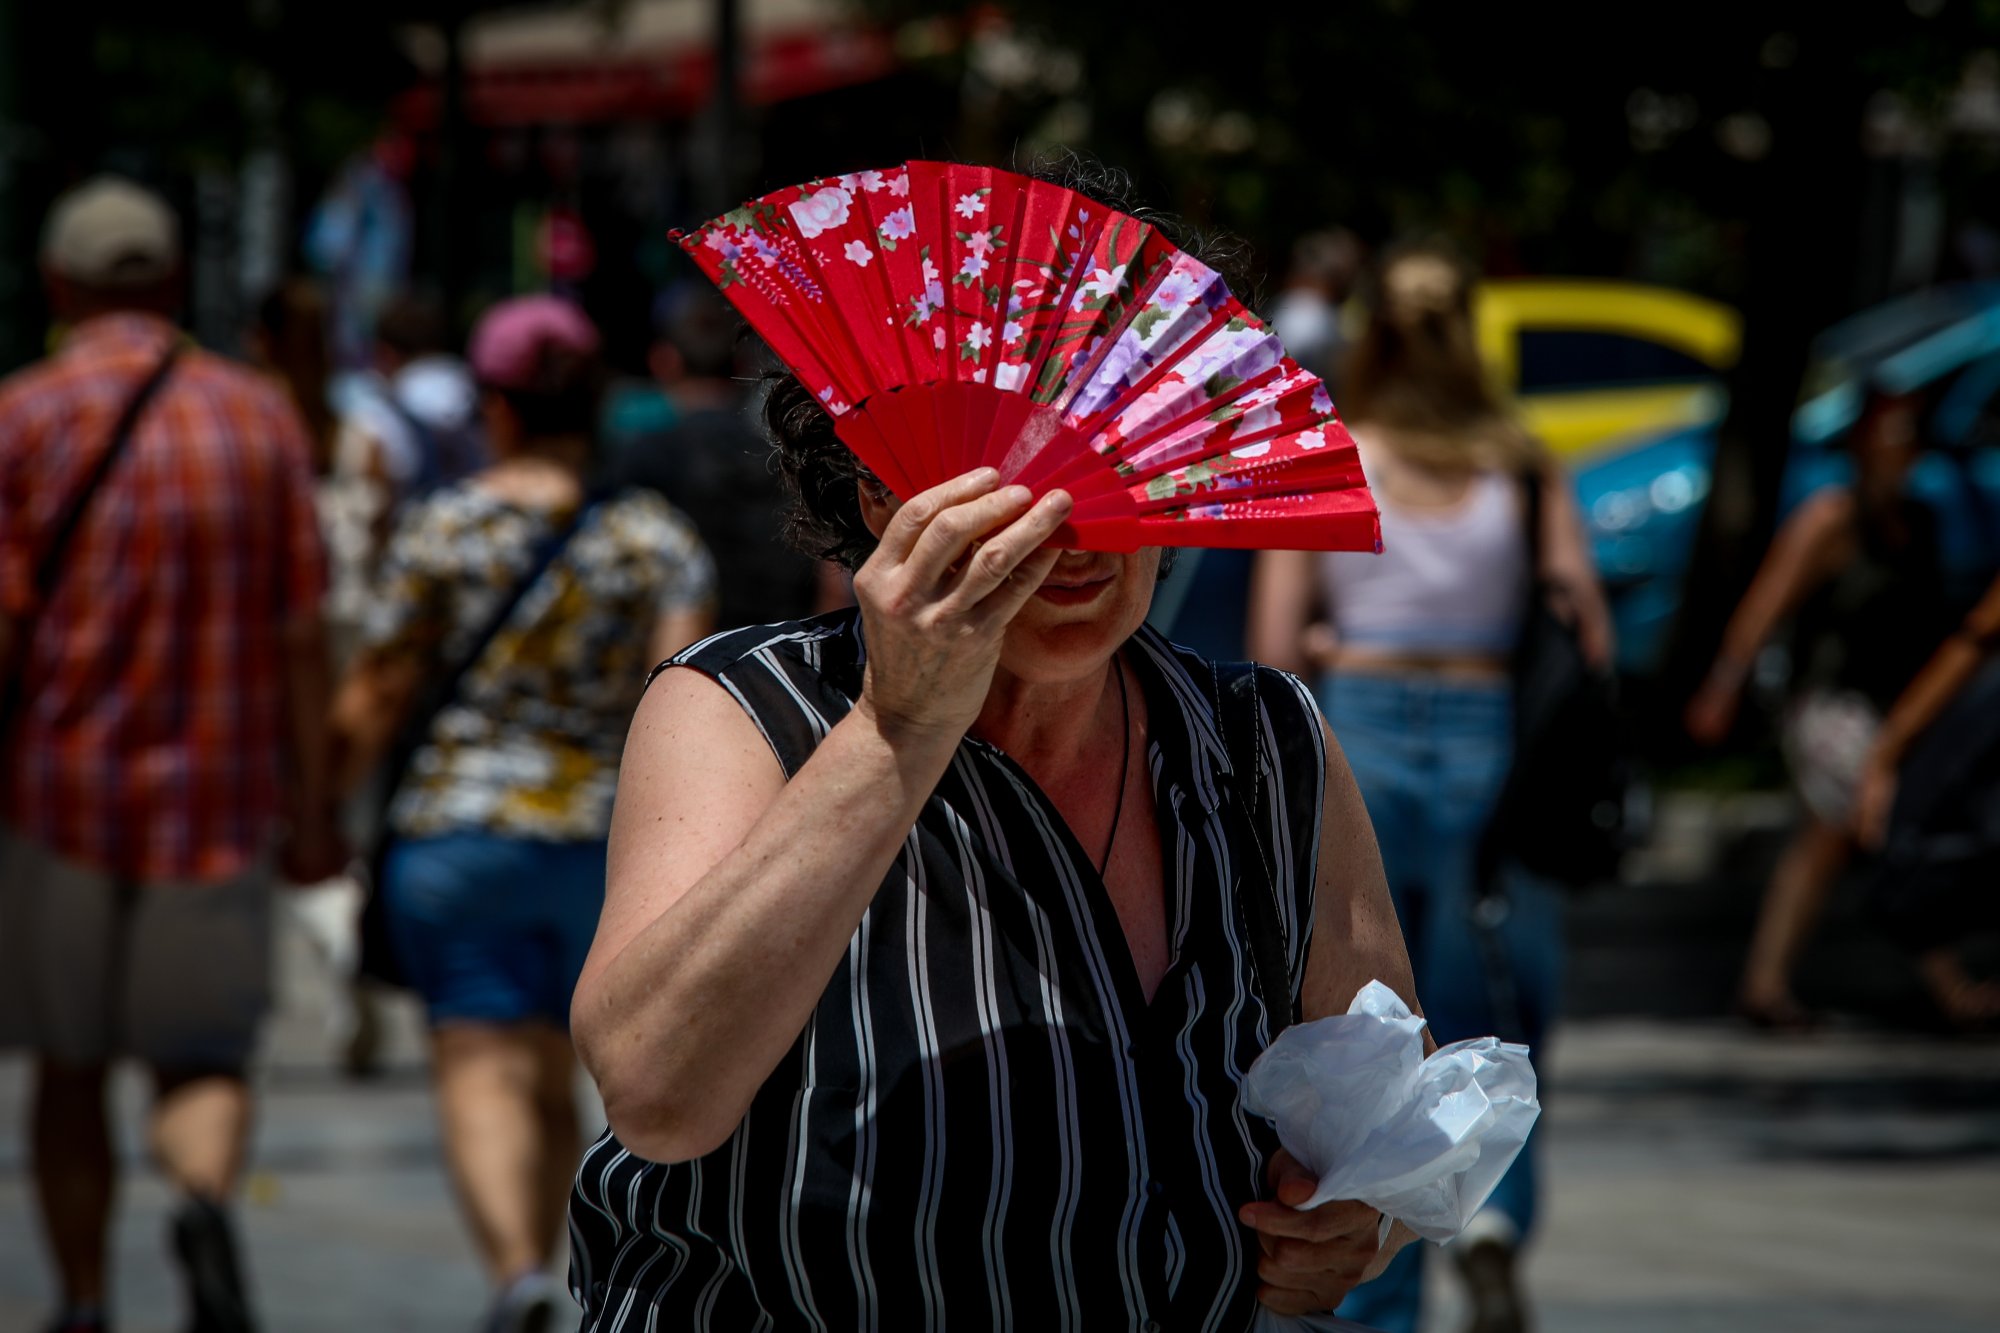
[852,468,1071,746]
[1238,1148,1385,1315]
[1852,752,1900,850]
[1680,680,1744,740]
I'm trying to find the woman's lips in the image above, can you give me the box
[1033,574,1113,606]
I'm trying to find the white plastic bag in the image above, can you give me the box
[1241,980,1540,1243]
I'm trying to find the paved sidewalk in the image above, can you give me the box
[3,910,1997,1332]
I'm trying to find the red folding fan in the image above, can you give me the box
[673,162,1379,553]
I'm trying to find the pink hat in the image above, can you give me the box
[469,295,600,390]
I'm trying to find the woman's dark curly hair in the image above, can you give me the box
[762,151,1258,571]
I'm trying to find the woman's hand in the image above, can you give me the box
[1238,1149,1384,1315]
[1684,676,1742,747]
[852,468,1071,746]
[1852,752,1901,850]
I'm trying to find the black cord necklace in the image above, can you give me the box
[1097,657,1131,878]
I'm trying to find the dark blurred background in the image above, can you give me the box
[4,4,1999,1331]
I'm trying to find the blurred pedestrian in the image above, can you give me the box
[322,293,487,663]
[327,296,715,1332]
[0,176,340,1333]
[1249,239,1612,1333]
[1268,227,1364,386]
[1852,570,2000,1026]
[600,284,825,628]
[242,277,334,475]
[1686,390,1956,1030]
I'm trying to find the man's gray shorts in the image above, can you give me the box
[0,828,273,1070]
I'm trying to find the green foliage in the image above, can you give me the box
[852,0,2000,296]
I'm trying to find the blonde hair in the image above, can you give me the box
[1339,239,1539,474]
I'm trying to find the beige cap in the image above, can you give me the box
[41,176,180,287]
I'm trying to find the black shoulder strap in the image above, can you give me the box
[378,492,607,800]
[1519,461,1547,584]
[33,343,182,600]
[1211,659,1298,1034]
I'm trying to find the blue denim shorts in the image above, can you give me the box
[382,832,607,1028]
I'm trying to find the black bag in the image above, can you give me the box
[1867,660,2000,952]
[1480,468,1637,892]
[1,346,180,742]
[355,493,606,987]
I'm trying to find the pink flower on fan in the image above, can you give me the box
[1298,428,1328,450]
[933,326,946,350]
[887,172,910,197]
[1072,263,1128,311]
[880,206,916,242]
[955,192,987,219]
[839,170,887,194]
[965,228,997,256]
[818,385,850,415]
[789,186,853,239]
[844,241,874,267]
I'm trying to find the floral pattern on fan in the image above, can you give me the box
[674,161,1380,554]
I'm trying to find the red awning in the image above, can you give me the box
[393,25,898,129]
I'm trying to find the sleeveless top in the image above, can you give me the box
[1317,468,1530,656]
[568,610,1327,1333]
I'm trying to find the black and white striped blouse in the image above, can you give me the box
[569,610,1327,1332]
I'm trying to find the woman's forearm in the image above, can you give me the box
[575,703,957,1163]
[1876,634,1988,765]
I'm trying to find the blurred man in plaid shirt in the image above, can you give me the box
[0,177,342,1333]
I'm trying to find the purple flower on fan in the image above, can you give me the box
[1153,273,1196,309]
[1312,383,1334,415]
[880,206,916,242]
[1003,319,1024,345]
[748,234,781,264]
[960,253,990,278]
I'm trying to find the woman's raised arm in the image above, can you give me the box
[571,470,1071,1163]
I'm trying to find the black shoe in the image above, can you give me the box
[170,1196,258,1333]
[1455,1234,1527,1333]
[44,1313,111,1333]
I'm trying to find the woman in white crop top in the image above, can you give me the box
[1249,241,1610,1333]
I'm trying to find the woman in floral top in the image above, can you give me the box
[331,296,715,1333]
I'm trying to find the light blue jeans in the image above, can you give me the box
[1318,672,1564,1333]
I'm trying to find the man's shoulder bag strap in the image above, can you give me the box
[2,343,182,736]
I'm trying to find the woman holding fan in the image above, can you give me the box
[567,160,1424,1329]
